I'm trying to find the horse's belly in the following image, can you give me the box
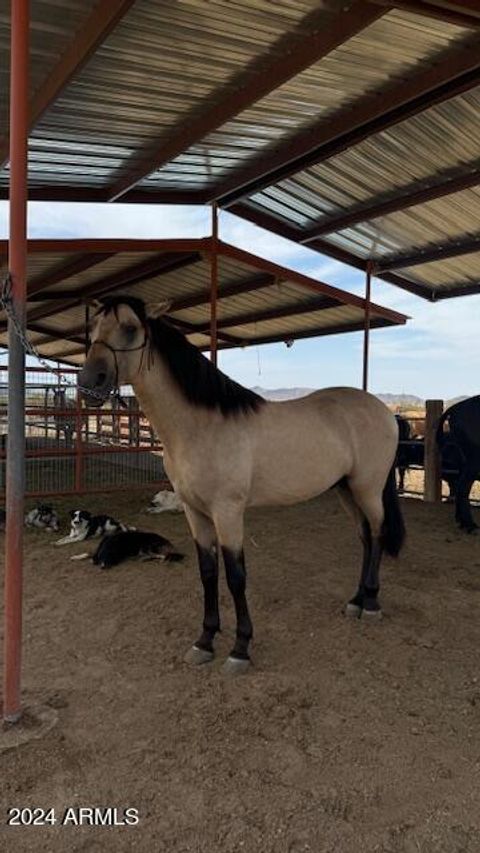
[248,417,352,507]
[249,458,343,507]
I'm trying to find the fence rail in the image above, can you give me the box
[0,364,168,496]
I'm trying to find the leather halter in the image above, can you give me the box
[90,335,149,407]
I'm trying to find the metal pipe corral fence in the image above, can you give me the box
[0,365,169,497]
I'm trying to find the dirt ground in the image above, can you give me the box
[1,489,480,853]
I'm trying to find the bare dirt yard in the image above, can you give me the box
[1,489,480,853]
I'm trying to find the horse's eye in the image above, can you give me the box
[123,324,137,338]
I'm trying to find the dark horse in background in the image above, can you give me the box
[395,413,465,500]
[436,396,480,533]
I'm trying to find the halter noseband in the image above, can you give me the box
[90,334,149,407]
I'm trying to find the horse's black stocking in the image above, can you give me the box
[362,538,383,614]
[348,520,382,615]
[194,542,219,652]
[348,519,371,609]
[222,547,253,660]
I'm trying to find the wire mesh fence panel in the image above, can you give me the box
[0,365,168,497]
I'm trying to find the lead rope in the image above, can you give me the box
[0,273,121,405]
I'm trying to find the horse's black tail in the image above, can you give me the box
[381,465,406,557]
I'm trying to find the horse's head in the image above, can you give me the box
[78,296,170,407]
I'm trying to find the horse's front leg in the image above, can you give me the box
[214,508,253,674]
[183,505,219,665]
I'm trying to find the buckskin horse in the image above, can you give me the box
[78,297,405,673]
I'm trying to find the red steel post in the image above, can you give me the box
[362,261,373,392]
[3,0,29,722]
[210,203,219,366]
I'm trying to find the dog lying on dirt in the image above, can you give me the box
[147,490,184,514]
[55,509,130,545]
[71,530,184,569]
[25,505,60,531]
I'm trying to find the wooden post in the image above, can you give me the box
[128,397,139,446]
[362,261,373,391]
[210,202,219,366]
[424,399,443,503]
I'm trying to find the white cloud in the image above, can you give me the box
[0,201,209,239]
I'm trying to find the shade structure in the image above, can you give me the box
[0,237,407,365]
[0,1,479,301]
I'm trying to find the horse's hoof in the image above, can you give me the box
[345,602,362,618]
[222,655,251,676]
[184,645,214,666]
[362,608,383,621]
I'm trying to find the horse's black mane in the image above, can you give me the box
[99,296,264,417]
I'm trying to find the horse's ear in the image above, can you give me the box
[145,299,171,319]
[85,299,102,311]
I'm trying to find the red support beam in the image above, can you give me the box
[194,294,339,334]
[28,252,117,297]
[0,0,136,169]
[216,239,407,322]
[371,0,480,28]
[216,35,480,207]
[0,186,209,205]
[168,272,275,312]
[216,317,397,350]
[432,281,480,299]
[106,1,385,202]
[4,0,29,724]
[230,201,436,300]
[302,162,480,240]
[362,261,373,391]
[168,316,238,346]
[28,323,86,347]
[376,235,480,271]
[210,204,219,365]
[0,238,207,255]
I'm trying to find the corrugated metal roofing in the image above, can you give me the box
[144,9,471,190]
[1,0,479,300]
[0,238,407,365]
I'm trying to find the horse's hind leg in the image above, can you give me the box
[336,482,373,618]
[183,505,219,665]
[338,481,384,620]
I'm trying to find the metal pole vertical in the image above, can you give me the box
[74,387,83,493]
[84,303,90,446]
[362,261,373,392]
[3,0,29,723]
[210,203,219,366]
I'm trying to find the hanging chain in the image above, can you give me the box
[1,273,108,402]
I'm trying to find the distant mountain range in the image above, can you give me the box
[251,387,470,408]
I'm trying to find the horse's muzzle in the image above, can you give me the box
[78,358,113,407]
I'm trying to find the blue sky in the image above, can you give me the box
[1,201,478,401]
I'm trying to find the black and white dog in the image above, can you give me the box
[55,510,128,546]
[71,530,184,569]
[25,504,60,532]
